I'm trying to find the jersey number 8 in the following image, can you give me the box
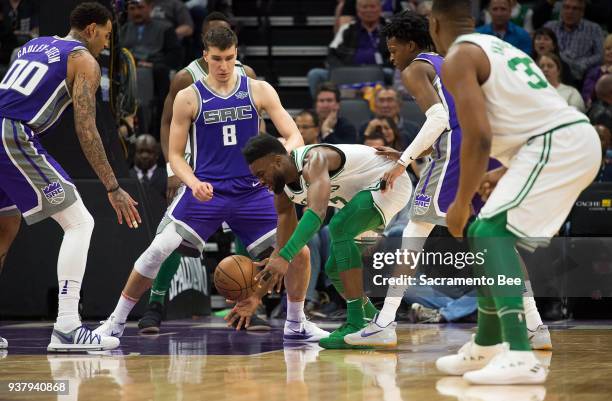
[223,124,237,146]
[0,59,48,96]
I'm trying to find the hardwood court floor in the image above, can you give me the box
[1,319,611,401]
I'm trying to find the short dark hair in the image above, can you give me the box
[536,52,563,76]
[70,2,112,30]
[363,130,387,145]
[296,109,319,127]
[242,134,288,164]
[315,82,340,103]
[381,10,432,50]
[532,27,560,58]
[203,25,238,51]
[431,0,472,18]
[204,11,232,26]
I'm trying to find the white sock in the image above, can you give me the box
[111,294,137,324]
[377,295,403,327]
[55,280,82,332]
[522,280,543,331]
[287,299,306,323]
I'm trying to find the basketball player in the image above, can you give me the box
[240,135,413,349]
[94,26,328,343]
[346,11,551,351]
[0,2,140,351]
[431,0,600,384]
[137,11,259,334]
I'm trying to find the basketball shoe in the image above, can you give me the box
[435,334,506,375]
[463,344,547,384]
[0,336,7,349]
[283,318,329,342]
[47,325,120,352]
[93,316,126,338]
[319,322,368,349]
[344,313,397,347]
[138,301,163,334]
[529,325,552,350]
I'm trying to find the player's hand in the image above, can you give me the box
[375,146,401,161]
[224,295,260,330]
[190,181,213,202]
[166,175,182,204]
[255,254,289,294]
[108,187,141,228]
[380,162,406,193]
[321,110,338,138]
[478,166,507,202]
[446,201,470,238]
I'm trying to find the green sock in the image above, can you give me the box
[234,236,249,257]
[149,251,182,305]
[474,296,502,346]
[496,297,531,351]
[346,298,365,327]
[362,297,378,320]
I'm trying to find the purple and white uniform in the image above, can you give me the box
[409,52,500,225]
[160,75,277,258]
[0,36,85,223]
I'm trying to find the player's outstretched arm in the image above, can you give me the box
[442,44,493,237]
[169,88,213,202]
[70,51,141,228]
[252,80,304,152]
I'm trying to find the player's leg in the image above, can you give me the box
[318,191,385,349]
[518,250,552,350]
[0,197,19,349]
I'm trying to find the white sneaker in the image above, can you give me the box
[529,325,552,350]
[283,318,330,342]
[463,385,546,401]
[0,336,7,349]
[435,334,505,375]
[463,344,547,385]
[47,325,120,352]
[92,316,126,338]
[344,313,397,347]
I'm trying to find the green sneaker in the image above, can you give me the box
[319,322,371,349]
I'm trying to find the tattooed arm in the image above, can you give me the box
[68,50,141,228]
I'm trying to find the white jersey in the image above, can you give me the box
[451,33,586,164]
[285,144,412,225]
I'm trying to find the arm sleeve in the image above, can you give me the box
[398,103,449,165]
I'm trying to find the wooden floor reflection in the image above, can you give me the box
[1,324,611,401]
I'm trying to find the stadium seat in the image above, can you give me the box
[400,100,426,127]
[329,66,385,86]
[136,67,155,134]
[339,99,373,131]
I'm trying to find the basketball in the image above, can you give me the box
[213,255,257,301]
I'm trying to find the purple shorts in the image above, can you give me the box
[0,118,78,224]
[160,176,277,258]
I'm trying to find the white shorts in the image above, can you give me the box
[479,121,601,243]
[372,172,413,227]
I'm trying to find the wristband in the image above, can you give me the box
[107,184,120,193]
[279,209,322,262]
[166,162,175,177]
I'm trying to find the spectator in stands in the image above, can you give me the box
[532,27,575,86]
[360,87,419,146]
[295,109,320,145]
[307,0,392,99]
[149,0,194,40]
[337,0,398,28]
[314,82,358,144]
[405,285,477,323]
[594,124,612,182]
[537,53,586,112]
[363,116,403,150]
[544,0,604,83]
[588,75,612,133]
[476,0,532,55]
[130,134,166,199]
[582,34,612,107]
[483,0,534,34]
[363,130,387,147]
[0,0,38,66]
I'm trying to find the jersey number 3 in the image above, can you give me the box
[222,124,237,146]
[507,57,548,90]
[0,59,48,96]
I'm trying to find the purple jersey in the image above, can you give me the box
[190,75,260,180]
[0,36,86,134]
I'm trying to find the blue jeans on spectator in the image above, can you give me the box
[403,286,477,322]
[306,226,330,303]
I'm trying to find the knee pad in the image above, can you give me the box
[134,224,183,279]
[52,199,95,236]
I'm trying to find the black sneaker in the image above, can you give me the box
[230,314,272,331]
[138,301,163,334]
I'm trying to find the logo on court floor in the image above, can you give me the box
[235,91,248,99]
[42,181,65,205]
[413,193,431,215]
